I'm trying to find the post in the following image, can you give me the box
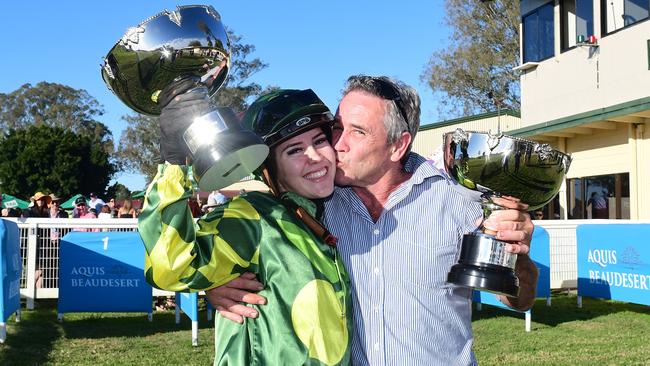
[25,224,38,309]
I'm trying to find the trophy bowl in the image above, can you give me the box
[101,5,230,116]
[444,129,572,297]
[101,5,268,191]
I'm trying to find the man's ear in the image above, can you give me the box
[389,131,412,162]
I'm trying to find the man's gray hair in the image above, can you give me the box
[342,75,421,155]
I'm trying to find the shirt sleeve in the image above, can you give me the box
[138,164,262,292]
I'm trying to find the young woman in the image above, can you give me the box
[139,89,352,366]
[117,198,136,218]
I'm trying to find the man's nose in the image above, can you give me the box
[333,131,347,151]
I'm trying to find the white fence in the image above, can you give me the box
[6,217,646,309]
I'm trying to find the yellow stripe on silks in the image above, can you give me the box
[196,235,252,288]
[292,280,348,366]
[250,246,260,265]
[148,222,197,291]
[223,198,260,220]
[157,165,191,209]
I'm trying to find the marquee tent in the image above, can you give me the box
[1,193,29,209]
[60,194,89,210]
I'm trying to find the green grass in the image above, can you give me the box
[472,292,650,365]
[1,293,649,365]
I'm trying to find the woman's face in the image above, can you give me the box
[36,198,47,207]
[272,127,335,199]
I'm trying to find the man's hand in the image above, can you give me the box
[482,196,533,255]
[205,272,267,324]
[158,81,211,165]
[483,196,538,310]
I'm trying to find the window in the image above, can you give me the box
[523,2,555,62]
[602,0,649,35]
[567,173,630,219]
[561,0,594,50]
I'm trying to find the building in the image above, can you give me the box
[412,110,522,159]
[511,0,650,220]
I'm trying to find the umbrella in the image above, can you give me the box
[1,193,30,209]
[131,190,145,199]
[60,194,89,210]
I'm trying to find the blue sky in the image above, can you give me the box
[0,1,450,191]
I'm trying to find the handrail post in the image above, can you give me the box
[25,223,38,309]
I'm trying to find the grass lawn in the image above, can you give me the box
[1,293,649,365]
[473,292,650,365]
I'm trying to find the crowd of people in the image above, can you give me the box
[0,192,142,219]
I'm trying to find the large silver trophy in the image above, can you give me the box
[101,5,268,190]
[444,129,572,297]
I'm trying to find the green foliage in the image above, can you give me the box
[423,0,520,117]
[0,81,115,154]
[117,28,268,180]
[0,125,116,198]
[106,182,132,200]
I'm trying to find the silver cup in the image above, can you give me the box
[101,5,268,190]
[444,129,572,297]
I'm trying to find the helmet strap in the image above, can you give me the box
[261,166,338,246]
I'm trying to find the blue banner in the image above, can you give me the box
[58,232,152,313]
[577,224,650,306]
[473,226,551,310]
[177,292,199,321]
[0,219,21,322]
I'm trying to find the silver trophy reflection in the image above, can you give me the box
[444,129,572,297]
[101,5,268,190]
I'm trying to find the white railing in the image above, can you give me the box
[7,217,648,309]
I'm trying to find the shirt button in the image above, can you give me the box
[373,229,380,236]
[374,305,379,314]
[374,343,380,351]
[373,267,380,275]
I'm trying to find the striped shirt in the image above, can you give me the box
[323,153,483,366]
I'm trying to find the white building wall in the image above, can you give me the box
[412,114,521,158]
[519,4,650,127]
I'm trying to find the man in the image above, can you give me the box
[88,192,105,214]
[207,75,536,365]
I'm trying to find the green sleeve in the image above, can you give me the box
[138,164,262,292]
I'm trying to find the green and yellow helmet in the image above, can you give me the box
[242,89,334,194]
[242,89,334,149]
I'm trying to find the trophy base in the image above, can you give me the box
[447,263,519,297]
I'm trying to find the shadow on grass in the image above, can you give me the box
[472,291,650,327]
[0,300,62,366]
[59,309,213,340]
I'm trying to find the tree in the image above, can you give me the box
[0,125,116,199]
[0,82,115,153]
[117,28,268,181]
[422,0,520,117]
[106,182,132,201]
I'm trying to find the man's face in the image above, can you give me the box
[332,91,394,187]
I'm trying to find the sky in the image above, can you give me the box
[0,1,451,191]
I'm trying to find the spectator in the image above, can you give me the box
[88,192,106,213]
[98,205,112,219]
[48,194,69,218]
[588,192,608,219]
[107,198,118,217]
[118,198,136,218]
[202,191,227,213]
[533,209,544,220]
[27,192,51,218]
[75,196,96,219]
[187,194,202,218]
